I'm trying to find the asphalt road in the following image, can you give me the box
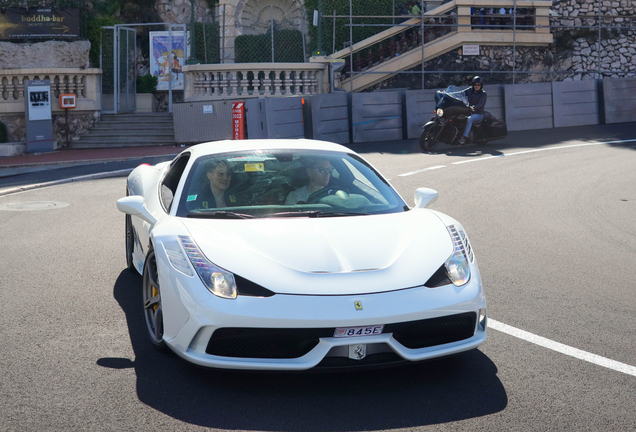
[0,124,634,431]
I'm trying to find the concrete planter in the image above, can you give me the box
[0,142,26,157]
[135,93,156,113]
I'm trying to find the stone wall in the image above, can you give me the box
[0,41,90,69]
[0,112,100,146]
[371,0,636,90]
[551,0,636,79]
[155,0,216,24]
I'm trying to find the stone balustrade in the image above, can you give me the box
[182,63,327,100]
[0,68,102,115]
[0,68,102,144]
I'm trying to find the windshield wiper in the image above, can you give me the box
[187,211,255,219]
[314,212,370,217]
[267,211,370,218]
[268,211,322,218]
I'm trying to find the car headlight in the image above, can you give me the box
[436,108,444,117]
[178,235,237,299]
[444,225,472,286]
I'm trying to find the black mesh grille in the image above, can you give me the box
[206,312,477,359]
[386,312,477,349]
[206,327,334,359]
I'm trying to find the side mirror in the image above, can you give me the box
[117,195,157,225]
[414,188,439,208]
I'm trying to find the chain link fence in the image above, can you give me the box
[309,0,636,90]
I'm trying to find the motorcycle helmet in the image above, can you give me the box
[471,76,484,91]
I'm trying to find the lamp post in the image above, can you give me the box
[186,0,200,64]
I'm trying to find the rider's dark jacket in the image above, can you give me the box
[464,88,487,115]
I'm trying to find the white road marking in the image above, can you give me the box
[452,138,636,165]
[398,165,446,177]
[396,139,636,174]
[489,319,636,377]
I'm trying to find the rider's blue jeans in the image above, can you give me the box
[463,113,484,137]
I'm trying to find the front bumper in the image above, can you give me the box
[161,269,487,370]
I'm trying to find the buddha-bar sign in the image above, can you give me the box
[0,8,80,40]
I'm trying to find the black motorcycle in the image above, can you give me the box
[419,86,507,152]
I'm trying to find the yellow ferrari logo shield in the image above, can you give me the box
[354,301,362,310]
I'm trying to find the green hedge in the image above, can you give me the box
[136,74,158,93]
[194,22,221,64]
[235,29,304,63]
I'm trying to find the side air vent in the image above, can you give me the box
[234,274,276,297]
[424,265,452,288]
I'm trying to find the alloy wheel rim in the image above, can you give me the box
[143,253,163,344]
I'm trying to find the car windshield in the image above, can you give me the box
[175,149,408,218]
[441,86,470,105]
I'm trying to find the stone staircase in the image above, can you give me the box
[69,112,175,149]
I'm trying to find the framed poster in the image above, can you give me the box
[27,86,52,121]
[150,31,189,91]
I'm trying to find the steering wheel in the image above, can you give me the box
[306,187,350,203]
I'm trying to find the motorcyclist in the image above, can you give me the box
[458,76,487,145]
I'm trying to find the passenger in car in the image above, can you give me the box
[195,160,236,209]
[285,158,333,204]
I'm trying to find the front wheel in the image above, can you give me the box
[142,248,168,351]
[419,125,441,151]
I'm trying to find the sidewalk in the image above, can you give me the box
[0,145,188,177]
[0,145,186,168]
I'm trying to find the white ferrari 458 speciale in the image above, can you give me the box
[116,139,486,370]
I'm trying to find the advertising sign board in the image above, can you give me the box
[24,80,55,152]
[0,8,79,40]
[27,86,52,121]
[232,102,245,140]
[150,31,189,91]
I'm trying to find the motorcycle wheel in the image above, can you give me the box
[419,126,441,151]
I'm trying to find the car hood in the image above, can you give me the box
[179,210,453,295]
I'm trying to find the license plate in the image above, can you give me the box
[334,325,384,338]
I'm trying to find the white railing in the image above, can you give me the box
[183,63,327,100]
[0,68,102,114]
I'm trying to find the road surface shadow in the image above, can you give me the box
[100,269,507,431]
[348,122,636,157]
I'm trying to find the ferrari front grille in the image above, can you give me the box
[206,327,333,359]
[386,312,477,349]
[206,312,477,359]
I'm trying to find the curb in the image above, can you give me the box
[0,152,180,170]
[0,168,133,197]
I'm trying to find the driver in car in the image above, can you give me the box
[285,158,333,204]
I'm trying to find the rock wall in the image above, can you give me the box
[0,41,90,69]
[373,0,636,90]
[155,0,215,24]
[0,112,100,146]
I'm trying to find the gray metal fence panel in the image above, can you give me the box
[405,89,440,139]
[173,100,233,143]
[602,78,636,124]
[504,83,553,131]
[485,84,505,123]
[352,91,404,143]
[306,93,350,144]
[265,97,305,139]
[246,98,268,139]
[552,80,600,128]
